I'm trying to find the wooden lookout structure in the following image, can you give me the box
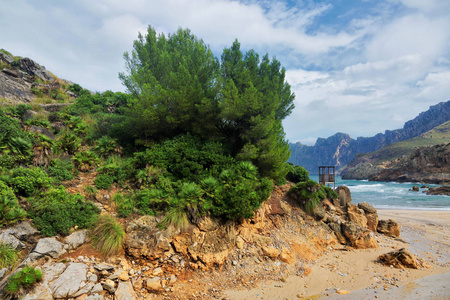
[319,166,335,189]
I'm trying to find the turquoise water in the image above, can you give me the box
[310,175,450,211]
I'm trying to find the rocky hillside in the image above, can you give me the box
[289,101,450,173]
[368,143,450,184]
[0,49,76,103]
[341,121,450,182]
[0,180,400,300]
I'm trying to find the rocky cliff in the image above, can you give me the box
[289,101,450,173]
[368,143,450,184]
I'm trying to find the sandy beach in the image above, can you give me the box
[224,209,450,300]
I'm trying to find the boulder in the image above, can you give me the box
[0,232,25,249]
[115,281,137,300]
[0,52,15,64]
[18,57,54,82]
[410,185,419,192]
[342,222,378,249]
[357,202,377,214]
[28,125,55,139]
[378,248,423,269]
[426,186,450,196]
[328,223,346,244]
[145,276,162,292]
[49,263,94,298]
[377,219,401,237]
[279,247,295,264]
[102,279,116,293]
[30,237,66,260]
[365,213,379,232]
[336,186,352,207]
[346,204,368,228]
[261,246,280,259]
[0,71,35,103]
[64,230,89,250]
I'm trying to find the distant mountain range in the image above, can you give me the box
[288,100,450,174]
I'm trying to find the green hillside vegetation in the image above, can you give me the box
[354,120,450,164]
[0,26,325,242]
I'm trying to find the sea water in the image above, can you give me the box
[309,175,450,211]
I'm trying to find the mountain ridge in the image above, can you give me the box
[289,100,450,173]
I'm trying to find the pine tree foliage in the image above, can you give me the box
[119,26,295,182]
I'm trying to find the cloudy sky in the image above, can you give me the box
[1,0,450,145]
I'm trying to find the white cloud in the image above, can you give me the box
[1,0,450,144]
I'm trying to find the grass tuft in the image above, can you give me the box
[91,215,124,256]
[0,243,20,269]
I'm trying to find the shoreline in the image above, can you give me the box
[224,209,450,299]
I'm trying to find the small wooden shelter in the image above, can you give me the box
[319,166,335,189]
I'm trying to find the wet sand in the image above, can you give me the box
[224,210,450,300]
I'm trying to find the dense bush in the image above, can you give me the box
[286,164,309,183]
[5,265,42,295]
[72,151,99,172]
[28,186,100,236]
[95,155,134,187]
[288,180,337,214]
[210,162,272,220]
[0,113,32,166]
[91,215,124,256]
[47,158,74,184]
[9,167,52,197]
[134,134,233,182]
[0,181,26,226]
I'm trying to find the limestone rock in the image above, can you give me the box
[145,276,162,292]
[64,230,89,250]
[115,280,137,300]
[49,263,93,298]
[31,237,66,260]
[342,222,378,249]
[197,216,219,232]
[0,232,25,249]
[102,279,116,293]
[336,186,352,207]
[22,282,53,300]
[0,52,15,64]
[261,246,280,259]
[235,236,245,249]
[365,213,379,232]
[94,263,115,271]
[346,204,368,228]
[85,295,103,300]
[7,221,39,243]
[358,202,377,214]
[377,219,401,237]
[328,223,346,244]
[279,247,295,264]
[378,248,422,269]
[28,125,56,139]
[0,71,35,103]
[18,57,54,82]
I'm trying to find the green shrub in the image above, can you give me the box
[288,180,336,214]
[0,182,26,226]
[72,151,99,172]
[48,158,74,184]
[56,129,80,155]
[0,243,20,269]
[159,202,189,231]
[29,186,100,236]
[84,185,97,201]
[5,265,42,295]
[94,136,120,158]
[113,193,134,218]
[91,215,124,256]
[94,174,114,190]
[9,167,52,197]
[0,113,33,165]
[286,164,309,183]
[95,155,134,188]
[210,162,273,220]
